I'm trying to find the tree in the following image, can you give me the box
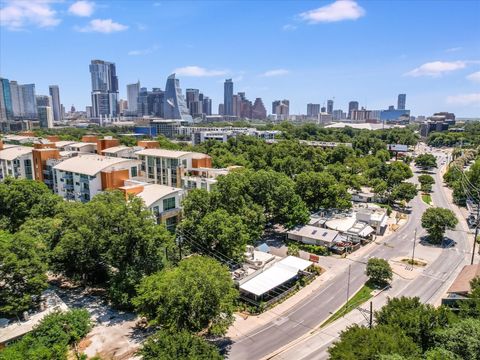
[415,154,437,169]
[366,258,393,286]
[386,161,413,187]
[133,256,238,336]
[138,330,222,360]
[328,324,421,360]
[391,182,418,204]
[432,318,480,360]
[0,309,91,360]
[375,297,454,351]
[418,174,435,193]
[0,231,48,317]
[295,171,352,212]
[421,207,458,244]
[0,178,62,232]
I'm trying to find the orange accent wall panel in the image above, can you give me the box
[32,149,60,181]
[192,157,212,169]
[97,138,120,153]
[101,169,130,190]
[81,135,98,143]
[137,140,160,149]
[46,135,60,142]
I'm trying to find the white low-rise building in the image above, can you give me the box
[0,145,34,180]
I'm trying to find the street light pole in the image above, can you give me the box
[471,204,480,265]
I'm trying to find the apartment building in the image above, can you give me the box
[52,154,140,202]
[102,145,142,159]
[0,142,34,180]
[120,180,183,230]
[136,148,212,188]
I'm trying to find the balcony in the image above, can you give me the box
[64,184,74,191]
[62,173,73,180]
[79,176,90,184]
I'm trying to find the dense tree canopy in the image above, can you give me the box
[138,330,223,360]
[133,256,238,336]
[415,153,437,169]
[391,182,418,204]
[418,174,435,193]
[421,207,458,244]
[0,231,48,317]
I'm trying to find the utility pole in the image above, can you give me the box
[344,265,351,316]
[369,301,373,329]
[411,228,417,269]
[472,204,480,265]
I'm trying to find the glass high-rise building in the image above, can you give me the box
[397,94,406,110]
[348,101,359,119]
[223,79,233,116]
[203,97,212,116]
[327,99,334,115]
[20,84,37,118]
[307,103,320,118]
[36,95,52,107]
[127,81,140,113]
[89,59,119,119]
[49,85,62,121]
[38,106,54,128]
[163,74,192,122]
[0,78,13,120]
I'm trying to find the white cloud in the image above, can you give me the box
[282,24,297,31]
[405,61,467,77]
[68,1,94,17]
[128,45,159,56]
[173,66,228,77]
[466,71,480,83]
[300,0,365,24]
[445,47,462,53]
[76,18,128,33]
[446,93,480,106]
[261,69,289,77]
[0,0,61,30]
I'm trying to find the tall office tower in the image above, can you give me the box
[9,81,24,117]
[36,95,52,107]
[397,94,406,110]
[232,94,241,117]
[137,87,148,117]
[252,98,267,119]
[321,106,326,113]
[186,88,201,116]
[89,59,119,120]
[272,99,289,119]
[148,88,164,117]
[223,79,233,116]
[327,99,334,115]
[48,85,61,121]
[203,97,212,115]
[20,84,37,118]
[37,106,54,128]
[61,104,65,119]
[332,109,345,121]
[163,74,192,122]
[127,81,140,113]
[218,103,224,115]
[0,78,13,120]
[86,106,93,118]
[348,101,359,119]
[307,103,320,118]
[119,99,128,114]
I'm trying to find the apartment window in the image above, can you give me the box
[163,197,176,211]
[166,216,177,232]
[24,159,33,179]
[131,166,138,177]
[152,206,160,217]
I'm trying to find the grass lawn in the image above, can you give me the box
[321,282,374,327]
[422,194,432,205]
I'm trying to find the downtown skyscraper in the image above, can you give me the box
[224,79,233,116]
[127,81,140,113]
[397,94,406,110]
[163,74,192,122]
[48,85,62,121]
[89,59,119,120]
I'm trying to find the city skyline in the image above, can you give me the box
[1,0,479,117]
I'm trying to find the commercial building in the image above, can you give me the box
[251,98,267,119]
[397,94,406,110]
[0,78,13,120]
[348,101,359,119]
[224,79,234,116]
[272,99,289,120]
[350,108,372,123]
[20,84,37,119]
[37,106,54,128]
[89,59,119,121]
[127,81,140,114]
[163,74,192,122]
[202,97,212,116]
[49,85,62,121]
[287,226,340,247]
[327,99,334,115]
[380,109,411,123]
[442,264,480,305]
[307,103,320,118]
[332,109,346,121]
[52,154,140,202]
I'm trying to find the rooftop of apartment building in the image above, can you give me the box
[0,145,33,160]
[101,145,135,154]
[52,154,139,176]
[136,148,210,159]
[120,182,182,208]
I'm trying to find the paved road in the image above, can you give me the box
[227,148,471,360]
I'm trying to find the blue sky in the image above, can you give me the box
[1,0,479,117]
